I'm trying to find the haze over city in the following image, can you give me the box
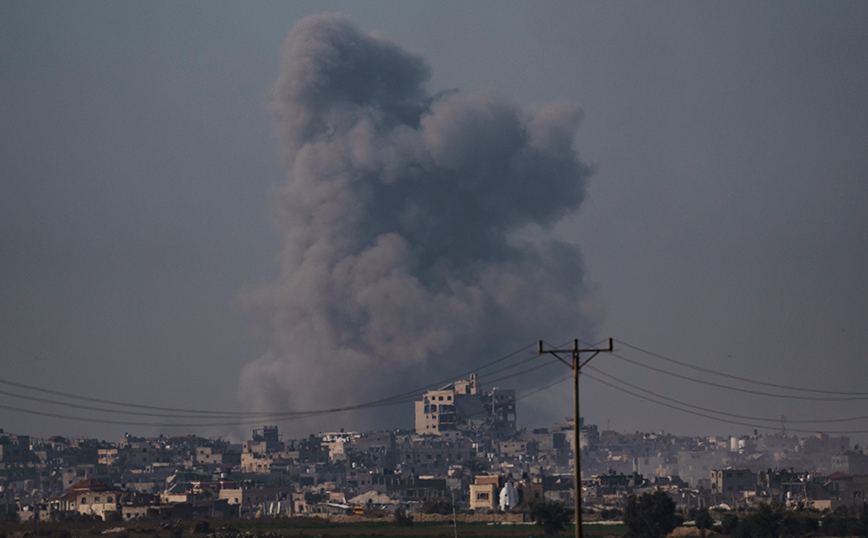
[2,2,867,445]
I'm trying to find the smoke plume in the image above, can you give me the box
[239,14,596,433]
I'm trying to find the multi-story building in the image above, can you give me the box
[414,374,516,436]
[711,468,755,497]
[0,434,31,463]
[831,451,868,475]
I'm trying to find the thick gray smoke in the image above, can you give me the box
[239,14,596,433]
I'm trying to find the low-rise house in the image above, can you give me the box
[469,474,502,511]
[61,464,113,489]
[218,487,293,515]
[48,478,120,519]
[469,482,497,511]
[821,472,868,510]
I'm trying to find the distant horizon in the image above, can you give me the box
[3,3,867,447]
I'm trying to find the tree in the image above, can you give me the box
[733,503,782,538]
[463,459,486,479]
[527,498,573,535]
[720,514,739,535]
[623,490,678,538]
[778,511,817,537]
[694,507,714,530]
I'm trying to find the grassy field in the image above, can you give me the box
[0,518,628,538]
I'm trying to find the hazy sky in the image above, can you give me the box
[2,2,867,445]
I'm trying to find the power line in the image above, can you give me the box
[608,352,868,401]
[583,371,868,435]
[0,403,324,428]
[618,339,868,396]
[585,365,868,425]
[516,374,572,401]
[6,337,865,436]
[0,342,538,418]
[0,342,543,427]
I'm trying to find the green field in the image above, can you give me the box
[0,518,628,538]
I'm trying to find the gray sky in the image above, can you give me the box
[2,2,867,445]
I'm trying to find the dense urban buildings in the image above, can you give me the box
[1,377,866,522]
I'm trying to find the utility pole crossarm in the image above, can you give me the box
[537,338,614,355]
[537,337,613,538]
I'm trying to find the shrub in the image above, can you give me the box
[720,514,739,535]
[779,511,817,537]
[694,507,714,530]
[599,508,621,520]
[820,513,863,537]
[733,504,781,538]
[527,499,573,535]
[421,497,453,515]
[394,508,414,527]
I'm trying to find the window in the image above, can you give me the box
[477,492,489,500]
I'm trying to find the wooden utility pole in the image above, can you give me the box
[538,338,613,538]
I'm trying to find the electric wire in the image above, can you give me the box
[5,338,865,435]
[516,374,571,401]
[0,343,543,426]
[584,365,868,425]
[608,352,868,401]
[0,342,539,420]
[0,403,327,428]
[525,339,868,434]
[618,339,868,397]
[582,371,868,435]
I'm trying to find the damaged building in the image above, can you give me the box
[414,374,516,437]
